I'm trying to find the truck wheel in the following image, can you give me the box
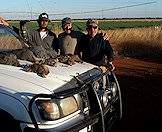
[0,110,21,132]
[113,73,122,120]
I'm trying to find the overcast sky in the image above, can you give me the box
[0,0,161,19]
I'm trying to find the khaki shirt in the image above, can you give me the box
[58,30,85,55]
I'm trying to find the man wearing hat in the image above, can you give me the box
[28,13,58,59]
[78,19,115,70]
[58,17,85,56]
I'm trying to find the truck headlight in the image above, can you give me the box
[110,82,117,97]
[101,92,109,107]
[60,97,78,116]
[37,95,82,121]
[38,100,60,120]
[92,79,109,107]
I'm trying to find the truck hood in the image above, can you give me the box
[0,61,96,99]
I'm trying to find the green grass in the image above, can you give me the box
[99,21,162,30]
[9,20,162,32]
[10,21,39,31]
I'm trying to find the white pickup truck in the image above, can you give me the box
[0,24,122,132]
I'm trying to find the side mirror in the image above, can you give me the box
[19,20,30,42]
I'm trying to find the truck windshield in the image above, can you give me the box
[0,25,23,51]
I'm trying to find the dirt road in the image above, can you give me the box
[111,57,162,132]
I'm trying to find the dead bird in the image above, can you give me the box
[22,62,49,78]
[44,58,58,67]
[58,54,83,66]
[69,54,83,63]
[0,52,20,66]
[58,55,73,65]
[12,48,42,62]
[12,47,59,66]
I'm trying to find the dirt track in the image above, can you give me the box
[111,57,162,132]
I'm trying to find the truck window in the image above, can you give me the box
[0,26,23,50]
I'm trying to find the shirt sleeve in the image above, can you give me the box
[52,34,59,54]
[27,30,36,47]
[75,35,86,58]
[74,31,85,55]
[103,39,114,62]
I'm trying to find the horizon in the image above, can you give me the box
[0,0,162,20]
[6,17,162,21]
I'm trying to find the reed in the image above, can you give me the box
[104,26,162,61]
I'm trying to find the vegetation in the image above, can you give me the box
[9,19,162,31]
[106,26,162,61]
[99,20,162,30]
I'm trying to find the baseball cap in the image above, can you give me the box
[38,13,49,21]
[62,17,72,27]
[86,19,98,27]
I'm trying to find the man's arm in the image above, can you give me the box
[104,39,114,61]
[0,16,9,26]
[75,34,86,59]
[27,30,37,47]
[101,39,115,71]
[52,37,60,55]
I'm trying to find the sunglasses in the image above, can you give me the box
[87,25,98,29]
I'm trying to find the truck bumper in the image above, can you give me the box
[26,70,121,132]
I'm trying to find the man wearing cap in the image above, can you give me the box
[78,19,115,70]
[58,17,85,55]
[28,13,58,59]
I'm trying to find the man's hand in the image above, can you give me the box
[108,62,115,71]
[99,65,107,73]
[99,62,115,73]
[0,16,9,26]
[100,32,109,41]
